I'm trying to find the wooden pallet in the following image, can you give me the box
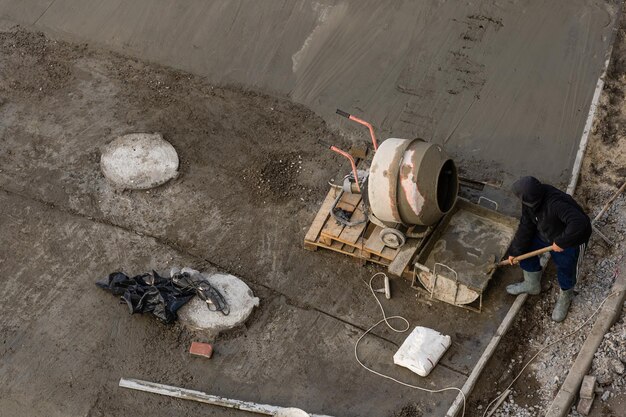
[304,187,422,278]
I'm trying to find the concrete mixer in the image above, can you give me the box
[329,109,458,249]
[304,110,517,311]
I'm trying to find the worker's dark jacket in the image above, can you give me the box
[509,178,592,256]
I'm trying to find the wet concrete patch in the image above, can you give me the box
[425,209,516,290]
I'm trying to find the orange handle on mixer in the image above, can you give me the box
[329,145,360,192]
[336,109,378,150]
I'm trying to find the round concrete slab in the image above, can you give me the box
[178,272,260,332]
[275,408,310,417]
[100,133,178,189]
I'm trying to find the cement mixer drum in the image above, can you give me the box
[368,138,458,226]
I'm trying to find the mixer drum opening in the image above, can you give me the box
[367,138,459,227]
[437,159,457,214]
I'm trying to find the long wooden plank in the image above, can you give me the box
[328,240,363,258]
[119,378,334,417]
[545,270,626,417]
[120,378,279,415]
[308,238,390,266]
[387,238,421,277]
[304,188,339,245]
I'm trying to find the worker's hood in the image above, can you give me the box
[512,176,545,208]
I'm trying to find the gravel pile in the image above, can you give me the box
[491,396,535,417]
[242,152,308,202]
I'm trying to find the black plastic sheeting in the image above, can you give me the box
[97,271,195,323]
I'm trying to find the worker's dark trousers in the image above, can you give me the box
[519,235,586,291]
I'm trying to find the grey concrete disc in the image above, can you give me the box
[178,271,260,332]
[274,408,310,417]
[100,133,179,189]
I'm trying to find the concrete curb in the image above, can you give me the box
[545,269,626,417]
[445,293,528,417]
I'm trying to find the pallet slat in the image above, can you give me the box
[337,205,367,245]
[380,246,398,261]
[304,188,339,247]
[321,192,363,239]
[305,187,416,276]
[335,192,362,211]
[363,226,386,255]
[321,217,346,239]
[388,238,421,277]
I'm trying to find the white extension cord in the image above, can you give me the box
[482,285,621,417]
[354,272,467,417]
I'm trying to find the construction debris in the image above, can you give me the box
[96,271,195,323]
[96,268,232,323]
[576,375,596,415]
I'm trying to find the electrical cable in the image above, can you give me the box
[355,272,467,417]
[482,276,622,417]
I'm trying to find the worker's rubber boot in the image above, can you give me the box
[551,288,574,322]
[506,270,542,295]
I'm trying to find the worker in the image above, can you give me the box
[506,176,592,322]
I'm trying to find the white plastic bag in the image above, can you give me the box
[393,326,451,377]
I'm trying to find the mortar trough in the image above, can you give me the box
[412,198,518,310]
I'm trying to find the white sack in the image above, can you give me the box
[393,326,451,377]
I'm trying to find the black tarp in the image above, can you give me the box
[96,271,195,323]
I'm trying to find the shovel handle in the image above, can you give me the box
[498,246,553,266]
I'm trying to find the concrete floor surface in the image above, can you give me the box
[0,0,619,187]
[0,28,525,416]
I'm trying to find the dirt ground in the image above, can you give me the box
[466,10,626,417]
[1,6,624,415]
[0,26,531,417]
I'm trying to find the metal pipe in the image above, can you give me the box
[336,109,378,150]
[329,145,360,192]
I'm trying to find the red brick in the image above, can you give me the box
[189,342,213,359]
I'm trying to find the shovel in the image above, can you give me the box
[486,246,553,274]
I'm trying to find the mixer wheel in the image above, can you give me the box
[379,228,406,249]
